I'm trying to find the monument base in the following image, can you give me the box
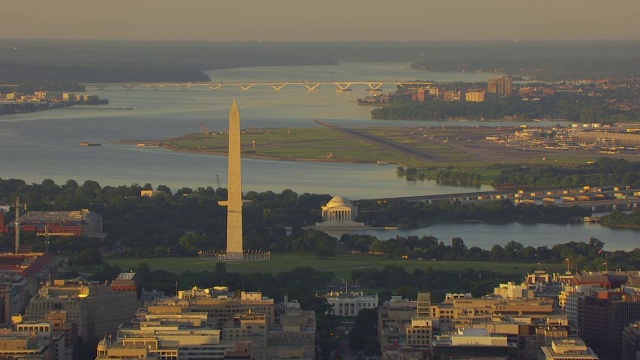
[198,250,271,262]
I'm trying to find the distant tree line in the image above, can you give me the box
[397,166,482,187]
[341,235,640,272]
[3,40,639,84]
[0,62,211,83]
[371,93,634,123]
[409,41,640,81]
[356,197,590,229]
[351,264,523,302]
[492,158,640,189]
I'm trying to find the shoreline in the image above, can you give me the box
[600,222,640,230]
[117,139,386,165]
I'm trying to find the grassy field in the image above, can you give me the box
[106,253,565,279]
[165,127,422,166]
[151,125,626,184]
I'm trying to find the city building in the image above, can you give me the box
[465,89,486,102]
[541,338,599,360]
[0,316,72,360]
[621,321,640,360]
[0,330,56,359]
[25,278,140,340]
[152,286,276,328]
[378,296,417,351]
[413,86,440,102]
[2,209,104,239]
[571,271,629,289]
[487,76,513,97]
[0,252,57,325]
[433,328,514,359]
[493,281,535,299]
[526,270,552,293]
[97,287,315,360]
[442,90,462,102]
[622,321,640,360]
[110,272,142,300]
[406,317,433,351]
[581,289,640,353]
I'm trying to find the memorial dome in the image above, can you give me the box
[326,196,352,207]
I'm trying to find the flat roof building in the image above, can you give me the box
[541,338,599,360]
[26,278,140,340]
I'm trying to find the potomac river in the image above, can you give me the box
[0,63,637,250]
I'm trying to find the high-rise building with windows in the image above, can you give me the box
[487,76,513,97]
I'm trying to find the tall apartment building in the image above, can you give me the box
[25,279,140,340]
[487,76,513,97]
[465,90,486,102]
[581,290,640,354]
[622,321,640,360]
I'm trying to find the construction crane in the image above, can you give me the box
[36,226,76,253]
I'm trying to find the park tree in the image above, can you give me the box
[178,232,210,254]
[69,248,103,268]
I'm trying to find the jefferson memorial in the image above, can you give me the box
[315,196,366,233]
[321,196,358,223]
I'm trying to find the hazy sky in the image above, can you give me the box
[2,0,638,42]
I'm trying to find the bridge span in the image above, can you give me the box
[81,80,434,92]
[372,186,640,211]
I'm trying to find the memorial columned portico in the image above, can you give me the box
[321,196,358,223]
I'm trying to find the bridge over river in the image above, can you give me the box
[374,186,640,212]
[81,80,434,92]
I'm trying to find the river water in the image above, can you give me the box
[0,62,637,250]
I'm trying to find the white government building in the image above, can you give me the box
[321,196,359,222]
[324,291,379,317]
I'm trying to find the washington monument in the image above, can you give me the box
[208,101,269,261]
[219,100,244,259]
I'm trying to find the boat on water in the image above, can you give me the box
[336,88,352,92]
[79,142,101,147]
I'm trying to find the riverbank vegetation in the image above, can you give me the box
[492,158,640,188]
[395,158,640,190]
[601,209,640,229]
[397,166,482,187]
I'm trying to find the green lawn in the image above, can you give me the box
[106,253,564,279]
